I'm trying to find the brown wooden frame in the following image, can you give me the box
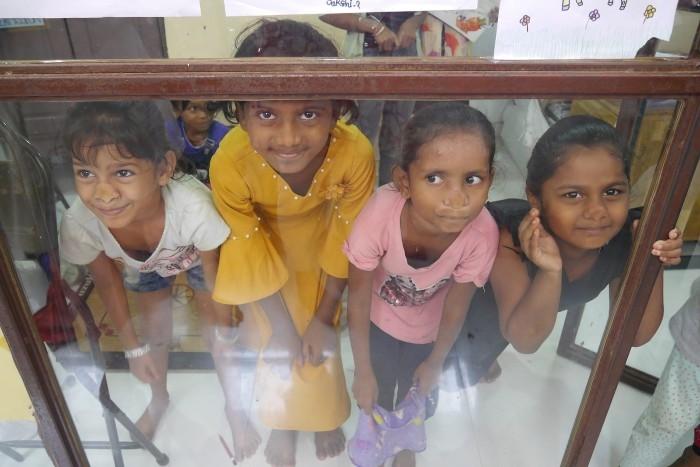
[0,39,699,467]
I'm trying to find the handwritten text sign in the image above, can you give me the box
[224,0,478,17]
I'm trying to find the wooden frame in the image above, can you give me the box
[0,30,699,467]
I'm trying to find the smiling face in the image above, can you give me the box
[395,131,492,235]
[72,144,174,231]
[530,144,630,256]
[239,100,336,175]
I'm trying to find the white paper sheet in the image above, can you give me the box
[494,0,679,59]
[224,0,477,17]
[0,0,201,18]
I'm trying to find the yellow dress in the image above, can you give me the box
[210,121,375,431]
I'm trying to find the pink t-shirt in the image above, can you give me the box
[344,184,498,344]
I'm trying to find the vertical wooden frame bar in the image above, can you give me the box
[562,97,700,467]
[0,230,89,466]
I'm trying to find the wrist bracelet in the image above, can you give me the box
[373,24,386,36]
[214,326,240,344]
[124,343,150,359]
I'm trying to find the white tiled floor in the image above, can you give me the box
[0,307,668,467]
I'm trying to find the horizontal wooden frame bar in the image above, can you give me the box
[1,58,700,100]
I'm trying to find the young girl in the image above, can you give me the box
[453,115,682,386]
[209,20,375,466]
[58,101,236,442]
[166,100,229,183]
[344,102,499,467]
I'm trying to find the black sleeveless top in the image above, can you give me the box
[452,198,641,385]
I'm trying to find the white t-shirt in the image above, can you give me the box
[60,175,230,278]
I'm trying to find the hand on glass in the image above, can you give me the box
[518,208,563,273]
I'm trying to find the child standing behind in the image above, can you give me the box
[58,101,233,441]
[167,100,229,183]
[344,103,499,467]
[209,20,375,466]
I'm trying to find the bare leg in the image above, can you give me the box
[315,427,346,460]
[265,430,297,467]
[392,450,416,467]
[195,290,261,462]
[134,288,172,441]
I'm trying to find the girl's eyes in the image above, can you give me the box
[604,188,624,196]
[426,174,443,184]
[563,191,583,199]
[76,169,94,178]
[116,169,134,177]
[300,111,317,120]
[465,175,483,185]
[257,111,275,120]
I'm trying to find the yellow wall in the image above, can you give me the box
[164,0,346,58]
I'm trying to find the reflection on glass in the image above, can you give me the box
[594,160,700,467]
[0,93,690,466]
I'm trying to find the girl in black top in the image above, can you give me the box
[453,115,682,385]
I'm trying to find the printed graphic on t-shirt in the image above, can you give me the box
[378,275,450,307]
[141,246,198,277]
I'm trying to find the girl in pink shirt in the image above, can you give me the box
[344,102,498,466]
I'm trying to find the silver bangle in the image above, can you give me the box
[124,343,151,359]
[214,326,240,344]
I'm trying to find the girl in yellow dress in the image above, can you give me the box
[209,20,375,467]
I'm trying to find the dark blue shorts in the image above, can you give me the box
[123,265,206,293]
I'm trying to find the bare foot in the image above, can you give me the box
[392,449,416,467]
[134,394,170,441]
[225,404,261,462]
[264,429,297,467]
[669,446,700,467]
[314,427,346,460]
[479,361,502,384]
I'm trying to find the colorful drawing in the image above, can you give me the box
[589,8,601,20]
[520,14,531,31]
[456,14,486,33]
[643,4,656,22]
[562,0,570,10]
[620,0,628,10]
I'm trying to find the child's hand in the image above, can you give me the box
[128,353,162,384]
[632,220,683,266]
[375,28,399,52]
[518,208,562,273]
[352,367,378,415]
[263,331,302,380]
[413,357,442,397]
[300,317,337,367]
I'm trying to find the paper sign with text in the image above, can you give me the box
[224,0,477,17]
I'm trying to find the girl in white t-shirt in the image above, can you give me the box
[59,101,237,443]
[344,103,499,467]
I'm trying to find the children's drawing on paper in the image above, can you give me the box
[519,14,531,31]
[644,4,656,22]
[565,0,628,11]
[494,0,679,59]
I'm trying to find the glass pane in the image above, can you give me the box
[593,158,700,467]
[0,329,50,466]
[0,93,677,467]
